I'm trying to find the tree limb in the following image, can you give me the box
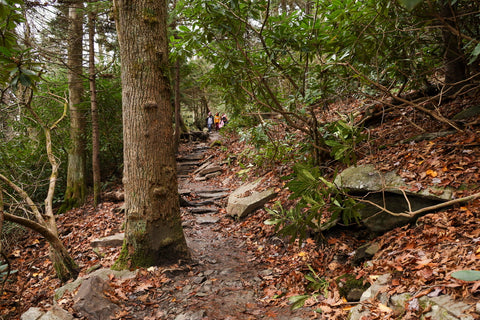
[0,173,46,225]
[356,191,480,219]
[3,212,66,254]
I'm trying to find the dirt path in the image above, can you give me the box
[153,135,313,319]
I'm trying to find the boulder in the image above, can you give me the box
[55,268,137,301]
[226,178,277,219]
[335,165,453,233]
[73,276,120,320]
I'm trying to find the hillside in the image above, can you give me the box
[2,94,480,319]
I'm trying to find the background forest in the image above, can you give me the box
[1,0,480,318]
[2,0,479,216]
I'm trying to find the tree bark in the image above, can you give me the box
[88,4,101,206]
[113,0,190,269]
[440,3,467,94]
[174,59,181,153]
[63,0,87,211]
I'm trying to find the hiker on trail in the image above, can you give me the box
[214,112,221,130]
[221,114,228,126]
[206,112,214,132]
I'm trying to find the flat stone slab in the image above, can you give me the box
[91,233,124,248]
[204,171,222,180]
[196,216,220,224]
[196,163,223,176]
[197,192,229,199]
[190,207,219,214]
[177,154,205,162]
[227,178,277,219]
[193,188,230,193]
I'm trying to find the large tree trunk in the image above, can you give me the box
[113,0,190,269]
[62,0,87,212]
[88,5,101,206]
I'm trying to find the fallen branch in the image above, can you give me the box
[356,191,480,219]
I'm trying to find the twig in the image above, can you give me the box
[355,191,480,219]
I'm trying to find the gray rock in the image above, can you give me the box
[335,164,453,200]
[196,163,222,177]
[335,165,454,233]
[348,304,370,320]
[40,306,74,320]
[189,206,218,214]
[21,307,44,320]
[422,295,473,319]
[73,276,120,320]
[360,273,391,305]
[197,192,229,199]
[196,216,220,224]
[21,306,74,320]
[350,274,475,320]
[226,178,277,219]
[174,310,206,320]
[390,292,412,313]
[91,233,124,248]
[55,268,137,301]
[352,242,381,265]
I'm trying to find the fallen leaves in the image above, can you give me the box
[3,96,480,320]
[425,169,438,177]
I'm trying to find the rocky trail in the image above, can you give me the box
[11,132,316,320]
[159,133,312,319]
[6,107,480,320]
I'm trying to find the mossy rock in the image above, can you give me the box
[336,274,371,302]
[210,140,222,147]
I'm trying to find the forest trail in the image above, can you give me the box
[7,105,480,320]
[158,132,313,319]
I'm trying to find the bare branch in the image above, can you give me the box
[356,192,480,219]
[0,173,46,225]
